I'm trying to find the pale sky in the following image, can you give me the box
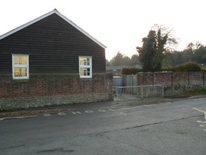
[1,0,206,60]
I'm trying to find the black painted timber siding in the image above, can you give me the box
[0,14,105,74]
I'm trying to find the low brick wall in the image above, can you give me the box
[0,73,113,110]
[123,72,206,96]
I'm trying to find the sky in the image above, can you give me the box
[1,0,206,60]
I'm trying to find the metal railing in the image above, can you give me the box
[115,85,164,101]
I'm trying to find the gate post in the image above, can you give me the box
[141,85,143,100]
[161,85,164,98]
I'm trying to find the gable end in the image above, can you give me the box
[0,9,106,49]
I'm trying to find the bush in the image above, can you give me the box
[201,68,206,72]
[178,87,206,96]
[174,61,201,72]
[121,68,142,75]
[123,61,201,75]
[162,61,203,72]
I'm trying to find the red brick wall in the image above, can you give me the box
[154,72,172,86]
[137,72,205,86]
[136,72,206,96]
[0,74,112,98]
[121,72,206,97]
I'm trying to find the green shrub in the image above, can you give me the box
[201,68,206,72]
[121,68,142,75]
[178,87,206,96]
[174,61,201,72]
[124,61,201,74]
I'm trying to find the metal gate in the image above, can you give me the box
[115,85,164,101]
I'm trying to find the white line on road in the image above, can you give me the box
[72,111,81,115]
[85,110,94,113]
[0,115,38,121]
[58,112,66,115]
[200,124,206,128]
[197,120,206,124]
[98,110,106,112]
[193,108,206,114]
[193,107,206,119]
[43,113,51,117]
[110,102,173,112]
[120,106,143,110]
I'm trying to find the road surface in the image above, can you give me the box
[1,97,206,155]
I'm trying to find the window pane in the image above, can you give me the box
[84,69,87,75]
[80,60,83,66]
[19,57,23,64]
[14,68,19,77]
[87,58,90,65]
[80,68,90,76]
[80,57,87,66]
[87,68,90,76]
[22,56,27,65]
[14,56,27,65]
[79,68,84,76]
[14,68,27,77]
[22,68,27,76]
[84,60,86,65]
[80,57,91,66]
[14,56,19,65]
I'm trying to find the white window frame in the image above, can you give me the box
[79,56,92,78]
[12,54,29,79]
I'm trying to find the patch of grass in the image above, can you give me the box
[178,88,206,97]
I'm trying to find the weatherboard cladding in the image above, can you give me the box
[0,9,106,49]
[0,11,106,74]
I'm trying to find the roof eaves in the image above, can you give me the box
[0,10,55,40]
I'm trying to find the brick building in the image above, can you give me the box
[0,9,112,110]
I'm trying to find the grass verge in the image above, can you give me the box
[177,88,206,97]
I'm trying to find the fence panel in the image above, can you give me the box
[115,85,164,101]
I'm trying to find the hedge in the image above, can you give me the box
[161,61,201,72]
[121,68,142,75]
[121,61,201,75]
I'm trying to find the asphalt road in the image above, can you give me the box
[1,97,206,155]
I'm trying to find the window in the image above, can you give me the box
[12,55,29,79]
[79,56,92,78]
